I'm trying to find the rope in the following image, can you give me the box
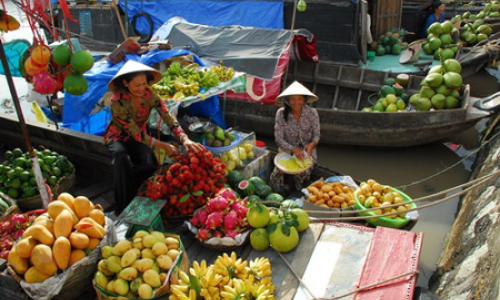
[396,129,500,190]
[310,171,497,222]
[304,170,500,216]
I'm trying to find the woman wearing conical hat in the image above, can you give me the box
[103,60,204,214]
[269,81,320,192]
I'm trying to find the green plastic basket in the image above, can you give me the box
[354,187,416,229]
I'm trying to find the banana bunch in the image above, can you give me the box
[166,62,184,77]
[188,70,220,90]
[169,253,275,300]
[211,62,235,82]
[174,78,200,96]
[151,76,174,97]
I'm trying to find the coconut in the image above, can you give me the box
[431,94,446,109]
[443,72,463,89]
[420,86,436,99]
[443,59,462,74]
[425,73,443,88]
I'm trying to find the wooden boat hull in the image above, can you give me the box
[224,62,486,147]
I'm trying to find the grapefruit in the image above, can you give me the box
[64,73,88,96]
[247,204,270,228]
[269,222,299,253]
[70,50,94,74]
[53,45,72,66]
[291,209,310,232]
[250,228,270,251]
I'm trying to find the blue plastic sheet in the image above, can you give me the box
[0,39,30,77]
[118,0,284,35]
[63,50,226,135]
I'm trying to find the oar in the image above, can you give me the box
[472,90,500,112]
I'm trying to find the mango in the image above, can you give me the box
[89,209,105,226]
[143,269,161,288]
[16,237,37,258]
[32,244,58,276]
[107,280,116,294]
[114,278,129,296]
[47,201,78,225]
[22,225,54,246]
[57,192,76,212]
[151,231,166,243]
[69,249,86,266]
[167,249,180,261]
[54,209,73,238]
[137,258,155,272]
[121,249,139,267]
[74,220,104,239]
[156,255,173,270]
[53,236,71,270]
[138,284,153,299]
[94,271,109,288]
[131,248,141,257]
[130,277,143,293]
[133,230,149,240]
[152,242,168,256]
[106,256,123,273]
[101,245,113,259]
[141,248,156,259]
[8,247,29,275]
[69,232,90,249]
[74,196,93,219]
[113,240,132,256]
[88,238,100,250]
[98,259,114,277]
[159,272,168,284]
[152,263,160,274]
[131,260,140,270]
[119,267,138,281]
[142,235,159,248]
[24,266,51,283]
[132,238,143,250]
[165,237,179,249]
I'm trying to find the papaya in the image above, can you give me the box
[74,220,104,239]
[33,217,55,236]
[89,209,105,226]
[48,201,79,225]
[79,217,106,235]
[74,196,93,219]
[69,249,86,266]
[16,237,37,258]
[24,266,51,283]
[69,232,90,249]
[53,236,71,270]
[88,238,100,250]
[57,192,76,213]
[54,209,73,238]
[8,246,29,275]
[31,244,58,276]
[22,225,54,246]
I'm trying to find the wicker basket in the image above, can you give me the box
[0,192,20,222]
[15,171,76,212]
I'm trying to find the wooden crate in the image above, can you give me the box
[372,0,403,37]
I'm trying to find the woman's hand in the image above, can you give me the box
[155,140,179,157]
[183,137,205,153]
[291,147,305,160]
[304,142,317,157]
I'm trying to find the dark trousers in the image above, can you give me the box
[107,140,158,214]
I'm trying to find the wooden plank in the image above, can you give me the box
[73,181,112,200]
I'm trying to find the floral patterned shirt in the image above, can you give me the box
[103,88,185,146]
[274,105,320,158]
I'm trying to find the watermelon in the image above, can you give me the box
[254,184,272,199]
[237,180,255,197]
[247,195,261,203]
[281,199,299,209]
[227,170,243,188]
[248,176,267,187]
[392,84,403,96]
[265,193,284,207]
[383,78,397,86]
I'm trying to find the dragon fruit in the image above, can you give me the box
[207,196,229,211]
[224,229,240,239]
[0,250,9,260]
[212,230,224,238]
[12,230,23,240]
[196,228,211,241]
[219,188,237,200]
[0,238,13,251]
[10,214,28,228]
[205,212,224,229]
[197,207,210,225]
[190,215,201,227]
[231,201,248,218]
[223,210,239,231]
[32,71,58,95]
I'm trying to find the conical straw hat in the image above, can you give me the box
[277,81,318,103]
[108,60,162,92]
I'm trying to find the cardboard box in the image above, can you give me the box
[240,146,272,181]
[107,37,141,64]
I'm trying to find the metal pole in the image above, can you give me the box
[283,0,299,88]
[0,40,51,207]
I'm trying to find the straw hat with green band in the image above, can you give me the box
[108,60,162,92]
[277,81,318,104]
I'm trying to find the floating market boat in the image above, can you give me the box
[223,61,489,147]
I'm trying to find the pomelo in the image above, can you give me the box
[64,73,88,96]
[385,103,398,112]
[269,222,299,253]
[70,50,94,74]
[250,228,270,251]
[291,209,310,232]
[396,99,406,110]
[247,204,270,228]
[53,45,72,66]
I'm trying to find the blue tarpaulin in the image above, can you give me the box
[0,39,30,77]
[63,50,226,135]
[118,0,284,35]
